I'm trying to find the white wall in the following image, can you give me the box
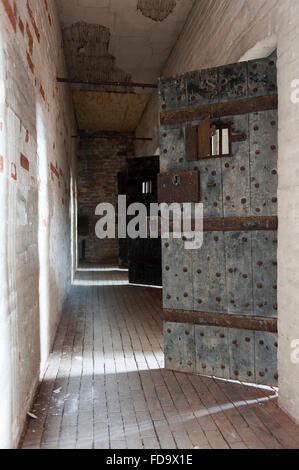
[0,0,77,448]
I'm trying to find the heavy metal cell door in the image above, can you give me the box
[159,53,278,385]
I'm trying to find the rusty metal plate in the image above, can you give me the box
[185,125,198,162]
[160,94,278,126]
[163,309,278,333]
[158,170,200,203]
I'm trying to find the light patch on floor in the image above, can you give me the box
[21,274,299,449]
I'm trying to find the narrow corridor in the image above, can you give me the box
[21,275,299,450]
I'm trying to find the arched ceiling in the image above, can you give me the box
[56,0,195,133]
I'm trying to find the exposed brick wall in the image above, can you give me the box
[77,133,135,265]
[0,0,76,448]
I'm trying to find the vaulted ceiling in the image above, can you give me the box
[57,0,195,132]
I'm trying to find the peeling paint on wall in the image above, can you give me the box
[137,0,177,22]
[62,22,131,88]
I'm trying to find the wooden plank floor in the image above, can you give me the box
[21,273,299,449]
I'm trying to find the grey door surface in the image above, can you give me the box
[159,53,278,385]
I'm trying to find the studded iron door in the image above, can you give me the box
[159,53,278,385]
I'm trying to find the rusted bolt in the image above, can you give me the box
[242,237,247,242]
[231,299,235,304]
[255,208,261,213]
[184,293,188,298]
[225,163,229,169]
[274,373,279,380]
[247,371,253,377]
[232,340,237,345]
[165,243,169,248]
[272,170,277,175]
[244,302,250,307]
[273,261,277,266]
[273,285,277,290]
[198,299,202,304]
[220,333,225,339]
[167,329,171,334]
[229,268,234,274]
[221,364,225,370]
[168,356,172,361]
[269,60,275,66]
[273,304,278,311]
[183,267,188,273]
[234,370,239,376]
[255,183,260,189]
[257,261,263,266]
[216,297,221,303]
[274,342,278,348]
[272,197,277,203]
[162,104,166,110]
[163,149,168,154]
[214,236,219,242]
[202,364,207,369]
[257,283,263,289]
[271,145,276,150]
[254,126,259,131]
[258,302,263,308]
[253,87,258,93]
[177,96,182,101]
[240,166,245,172]
[271,121,276,126]
[216,273,221,278]
[245,337,251,343]
[185,330,190,336]
[200,332,204,337]
[165,266,170,271]
[241,198,247,204]
[211,171,217,176]
[197,269,202,274]
[252,64,258,69]
[255,150,260,155]
[166,294,171,300]
[163,133,167,138]
[243,274,248,279]
[213,202,218,207]
[259,372,265,377]
[260,340,264,346]
[226,196,231,201]
[191,96,195,101]
[187,361,192,366]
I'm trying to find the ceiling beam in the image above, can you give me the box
[57,77,158,89]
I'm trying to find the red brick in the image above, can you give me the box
[11,162,17,180]
[20,153,29,171]
[26,22,33,55]
[18,17,24,36]
[40,84,46,102]
[26,0,40,42]
[1,0,17,32]
[26,52,34,74]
